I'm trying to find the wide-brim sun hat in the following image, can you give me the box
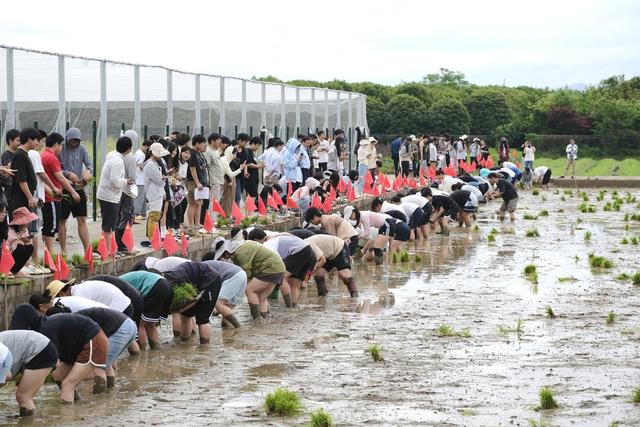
[150,142,170,157]
[9,207,39,226]
[45,278,76,299]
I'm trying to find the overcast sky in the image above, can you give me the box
[1,0,638,88]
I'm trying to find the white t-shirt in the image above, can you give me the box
[401,194,428,208]
[55,296,108,312]
[461,184,484,202]
[71,281,131,312]
[145,256,188,272]
[441,175,465,192]
[523,146,535,161]
[534,166,549,178]
[318,140,330,163]
[135,149,146,185]
[28,150,45,201]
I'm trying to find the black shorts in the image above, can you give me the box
[409,208,427,229]
[255,272,285,286]
[284,245,317,280]
[24,341,58,371]
[61,188,87,219]
[180,279,222,325]
[41,201,61,237]
[379,218,397,238]
[385,210,407,223]
[348,235,359,255]
[142,278,173,323]
[542,169,552,185]
[478,183,490,195]
[422,203,433,219]
[324,243,351,272]
[394,222,411,242]
[99,199,119,232]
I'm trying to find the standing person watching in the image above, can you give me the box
[205,133,224,217]
[523,140,536,169]
[116,130,139,254]
[134,139,150,222]
[59,127,93,256]
[96,136,133,256]
[10,128,39,213]
[560,138,578,178]
[316,130,330,172]
[185,135,208,232]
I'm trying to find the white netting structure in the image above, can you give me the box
[0,45,368,169]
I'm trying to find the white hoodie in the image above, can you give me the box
[96,151,128,203]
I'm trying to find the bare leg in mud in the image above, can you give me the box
[53,362,92,403]
[245,278,275,319]
[287,277,303,306]
[280,276,293,308]
[141,320,160,348]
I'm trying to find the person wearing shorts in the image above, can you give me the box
[306,233,358,297]
[304,207,360,255]
[487,172,519,222]
[201,253,248,328]
[0,330,58,417]
[119,270,173,350]
[534,165,552,190]
[47,279,132,317]
[247,229,319,307]
[9,304,108,402]
[214,239,286,320]
[449,189,478,227]
[163,261,223,344]
[423,187,459,235]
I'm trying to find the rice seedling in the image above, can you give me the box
[545,306,556,318]
[524,264,537,274]
[582,195,589,202]
[574,255,580,262]
[541,196,547,201]
[538,210,549,216]
[612,190,619,196]
[523,214,537,220]
[366,344,383,362]
[631,214,640,221]
[596,191,605,201]
[170,283,199,312]
[554,189,559,195]
[625,224,630,231]
[603,202,612,211]
[498,319,524,335]
[578,203,597,213]
[558,276,578,283]
[606,311,616,325]
[588,253,614,269]
[399,251,409,263]
[631,236,638,245]
[615,273,631,281]
[489,227,499,235]
[621,237,629,244]
[609,421,619,427]
[532,189,539,196]
[529,418,550,427]
[624,213,630,221]
[583,230,591,241]
[632,387,640,403]
[625,192,636,203]
[436,325,471,338]
[557,208,564,213]
[308,409,333,427]
[70,253,87,266]
[538,387,558,409]
[473,224,480,231]
[525,228,540,237]
[632,272,640,285]
[560,196,566,202]
[564,190,573,196]
[414,254,422,262]
[391,252,398,263]
[487,234,496,242]
[516,319,524,333]
[264,387,303,416]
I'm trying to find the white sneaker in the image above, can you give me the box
[23,265,41,275]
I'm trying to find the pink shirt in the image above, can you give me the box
[359,211,391,235]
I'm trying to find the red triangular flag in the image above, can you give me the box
[0,241,15,275]
[329,186,337,201]
[476,152,482,161]
[163,229,179,256]
[420,175,427,187]
[181,231,188,256]
[122,223,134,252]
[151,225,162,251]
[287,180,293,198]
[84,245,94,273]
[211,199,226,217]
[373,184,381,197]
[110,232,117,256]
[56,253,70,280]
[97,232,109,260]
[364,182,375,196]
[267,193,279,210]
[427,167,436,181]
[44,246,57,272]
[245,196,257,213]
[409,179,418,189]
[287,196,299,210]
[364,171,373,186]
[321,196,331,213]
[392,175,401,192]
[347,182,357,202]
[54,254,60,280]
[203,210,214,232]
[487,156,494,168]
[311,194,322,209]
[256,197,267,216]
[516,162,522,170]
[337,177,346,193]
[232,201,244,225]
[272,189,283,206]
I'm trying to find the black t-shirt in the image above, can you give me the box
[431,195,460,213]
[496,179,518,202]
[10,148,37,210]
[244,149,258,182]
[186,149,208,185]
[77,307,127,337]
[233,146,248,172]
[449,190,471,209]
[0,150,14,189]
[40,313,100,364]
[164,261,221,291]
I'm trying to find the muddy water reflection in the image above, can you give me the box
[1,189,640,426]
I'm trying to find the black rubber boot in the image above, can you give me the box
[19,407,34,417]
[315,276,328,296]
[282,293,293,308]
[249,303,261,320]
[344,277,359,297]
[260,311,269,319]
[93,376,107,394]
[199,337,210,345]
[223,314,241,328]
[374,254,384,265]
[106,376,115,388]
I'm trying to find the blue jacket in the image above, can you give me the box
[391,138,402,157]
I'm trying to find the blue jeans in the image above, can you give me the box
[235,176,243,204]
[218,270,248,306]
[357,163,368,193]
[106,318,137,369]
[524,160,534,169]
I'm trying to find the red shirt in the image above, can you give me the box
[41,148,63,202]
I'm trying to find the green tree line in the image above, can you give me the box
[254,69,640,154]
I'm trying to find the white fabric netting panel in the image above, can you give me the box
[0,49,7,136]
[106,62,134,135]
[245,80,262,136]
[139,66,167,138]
[284,86,297,139]
[172,72,196,135]
[14,50,58,133]
[223,77,242,137]
[200,74,221,135]
[65,57,100,139]
[298,87,313,134]
[264,83,282,136]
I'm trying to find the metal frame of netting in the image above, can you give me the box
[0,45,368,169]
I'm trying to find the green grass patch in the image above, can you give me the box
[538,210,549,217]
[523,214,538,220]
[632,387,640,403]
[532,189,539,196]
[537,387,559,410]
[487,234,496,242]
[525,228,540,237]
[632,272,640,285]
[545,305,556,318]
[588,253,614,269]
[606,311,616,325]
[436,325,471,338]
[307,409,333,427]
[366,344,383,362]
[264,387,303,416]
[524,264,537,274]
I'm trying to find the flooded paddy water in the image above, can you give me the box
[1,188,640,426]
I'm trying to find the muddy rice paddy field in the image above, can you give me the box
[1,188,640,426]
